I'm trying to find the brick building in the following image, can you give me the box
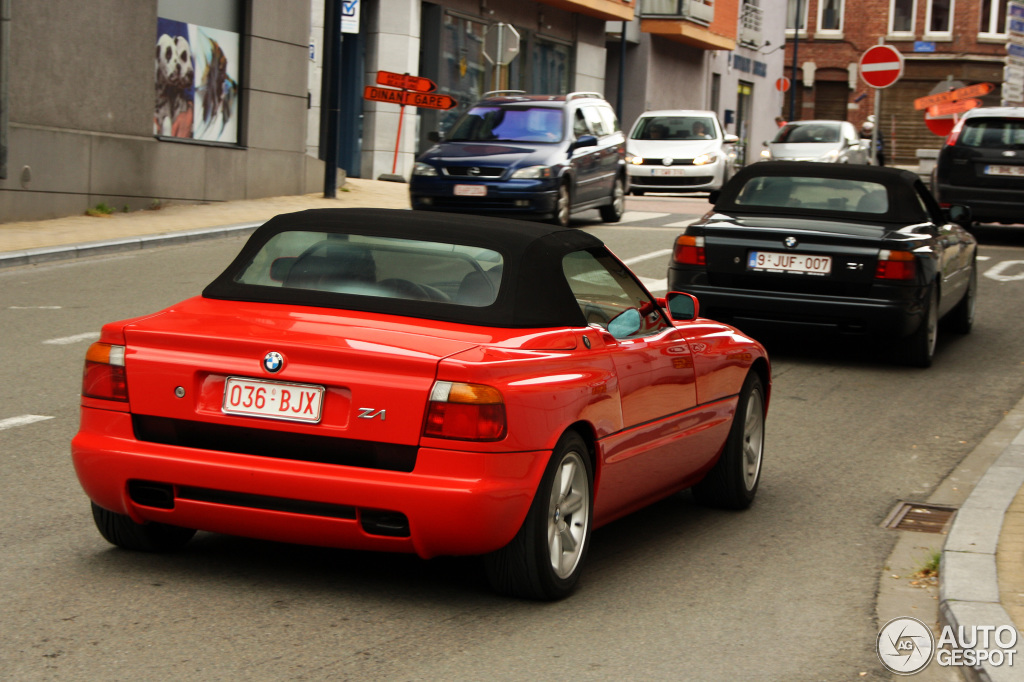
[783,0,1009,164]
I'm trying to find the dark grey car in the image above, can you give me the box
[933,106,1024,225]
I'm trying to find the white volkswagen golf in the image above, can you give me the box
[625,110,739,195]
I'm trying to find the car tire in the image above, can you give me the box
[902,285,938,368]
[599,176,625,223]
[485,431,593,600]
[551,182,571,228]
[945,264,976,335]
[91,502,196,552]
[692,371,765,510]
[631,189,645,196]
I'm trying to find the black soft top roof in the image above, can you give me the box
[716,161,935,224]
[203,208,605,329]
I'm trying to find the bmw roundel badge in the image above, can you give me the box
[784,236,799,249]
[263,351,284,373]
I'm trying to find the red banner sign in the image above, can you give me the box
[914,83,994,110]
[376,70,437,93]
[363,86,458,110]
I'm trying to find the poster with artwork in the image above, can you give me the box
[154,18,240,144]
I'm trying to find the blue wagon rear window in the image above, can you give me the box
[234,231,504,307]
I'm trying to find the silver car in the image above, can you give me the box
[761,120,871,164]
[626,110,739,194]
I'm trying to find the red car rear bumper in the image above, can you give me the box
[71,407,548,559]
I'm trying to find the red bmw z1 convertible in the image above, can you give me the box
[72,208,770,600]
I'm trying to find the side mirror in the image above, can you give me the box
[708,190,720,204]
[724,134,740,144]
[762,140,769,147]
[947,204,973,228]
[665,291,700,321]
[572,134,598,151]
[607,307,642,339]
[270,257,297,282]
[428,131,442,143]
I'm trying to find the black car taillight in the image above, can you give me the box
[82,342,128,401]
[672,235,706,265]
[875,250,916,281]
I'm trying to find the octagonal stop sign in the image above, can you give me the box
[859,45,904,89]
[484,22,520,66]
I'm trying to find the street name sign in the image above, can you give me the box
[859,45,904,89]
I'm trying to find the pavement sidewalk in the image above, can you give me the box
[2,178,1023,679]
[0,177,411,268]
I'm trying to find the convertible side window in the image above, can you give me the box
[562,249,667,338]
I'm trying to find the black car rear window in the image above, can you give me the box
[734,176,890,214]
[447,106,564,143]
[958,118,1024,148]
[234,232,504,307]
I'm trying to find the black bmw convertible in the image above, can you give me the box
[667,161,977,367]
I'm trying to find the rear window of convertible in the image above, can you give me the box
[733,176,890,214]
[233,231,504,307]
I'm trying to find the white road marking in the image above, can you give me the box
[977,255,991,261]
[0,415,54,431]
[617,211,671,224]
[9,306,62,309]
[641,277,668,293]
[43,332,100,346]
[663,220,697,228]
[985,260,1024,282]
[622,249,673,266]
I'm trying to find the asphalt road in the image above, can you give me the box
[3,198,1024,680]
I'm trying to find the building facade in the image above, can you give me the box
[309,0,787,179]
[0,0,321,222]
[783,0,1011,164]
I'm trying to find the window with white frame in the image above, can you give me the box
[786,0,808,32]
[979,0,1007,36]
[925,0,953,35]
[889,0,916,34]
[817,0,844,33]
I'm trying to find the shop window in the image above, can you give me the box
[439,14,488,131]
[532,40,571,96]
[155,0,243,144]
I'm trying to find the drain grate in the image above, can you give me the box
[882,501,958,534]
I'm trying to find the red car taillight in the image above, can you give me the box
[875,250,916,281]
[82,342,128,401]
[424,381,506,441]
[672,235,706,265]
[944,118,965,147]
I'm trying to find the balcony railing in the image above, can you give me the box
[739,1,763,47]
[641,0,714,24]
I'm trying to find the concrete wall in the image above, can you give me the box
[0,0,323,223]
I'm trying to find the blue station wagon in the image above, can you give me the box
[409,91,627,227]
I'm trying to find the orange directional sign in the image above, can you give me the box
[914,83,994,110]
[363,86,458,110]
[927,98,982,117]
[375,70,437,93]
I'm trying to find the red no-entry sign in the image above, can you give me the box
[859,45,904,89]
[775,77,791,92]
